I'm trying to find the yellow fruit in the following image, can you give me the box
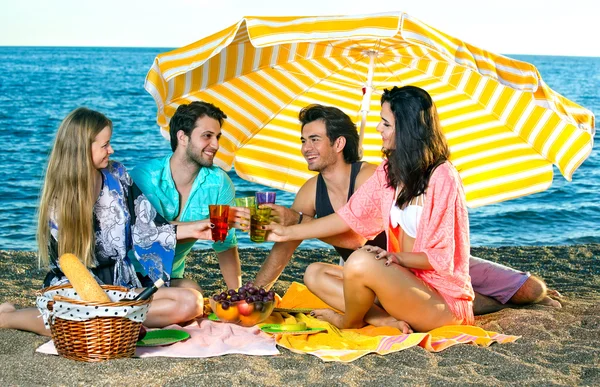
[217,303,240,323]
[238,313,259,327]
[279,322,307,331]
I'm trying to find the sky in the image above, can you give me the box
[1,0,598,57]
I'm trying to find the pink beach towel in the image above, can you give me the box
[36,319,279,358]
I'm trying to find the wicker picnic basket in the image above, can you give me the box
[36,284,151,362]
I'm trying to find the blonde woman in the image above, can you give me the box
[0,107,213,336]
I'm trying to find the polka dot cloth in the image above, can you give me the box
[36,288,150,328]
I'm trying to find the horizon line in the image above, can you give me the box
[0,44,599,59]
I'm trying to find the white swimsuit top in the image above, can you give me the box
[389,188,424,239]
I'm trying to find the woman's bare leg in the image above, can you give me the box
[313,250,460,332]
[303,263,345,310]
[0,303,50,336]
[170,278,203,293]
[305,262,412,333]
[143,287,204,328]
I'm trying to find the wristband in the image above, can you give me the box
[297,211,303,224]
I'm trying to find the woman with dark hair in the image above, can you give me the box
[265,86,474,332]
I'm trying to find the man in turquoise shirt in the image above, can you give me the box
[131,101,242,291]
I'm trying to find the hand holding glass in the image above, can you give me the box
[233,197,255,231]
[250,207,272,243]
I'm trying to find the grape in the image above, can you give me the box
[228,289,237,296]
[212,294,220,301]
[267,290,275,298]
[219,292,228,300]
[138,325,147,341]
[230,295,240,302]
[247,287,257,295]
[262,296,270,303]
[245,281,254,289]
[258,288,267,296]
[266,293,274,301]
[254,301,264,312]
[245,296,254,303]
[221,301,230,309]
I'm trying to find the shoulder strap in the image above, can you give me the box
[315,173,335,218]
[347,161,364,200]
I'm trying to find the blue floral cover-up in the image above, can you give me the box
[43,161,176,289]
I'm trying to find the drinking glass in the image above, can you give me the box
[234,197,256,230]
[255,191,276,205]
[250,207,272,243]
[234,196,256,208]
[209,205,230,242]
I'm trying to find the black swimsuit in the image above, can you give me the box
[315,162,387,261]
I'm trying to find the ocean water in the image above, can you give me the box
[0,47,598,251]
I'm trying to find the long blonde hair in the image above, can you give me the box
[37,107,112,268]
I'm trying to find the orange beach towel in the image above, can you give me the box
[263,282,519,362]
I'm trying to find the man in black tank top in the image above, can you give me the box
[254,104,560,314]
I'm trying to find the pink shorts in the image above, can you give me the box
[469,256,530,304]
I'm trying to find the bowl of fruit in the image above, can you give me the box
[209,282,276,327]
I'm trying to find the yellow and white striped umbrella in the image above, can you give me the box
[144,12,595,207]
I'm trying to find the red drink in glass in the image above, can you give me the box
[209,205,229,242]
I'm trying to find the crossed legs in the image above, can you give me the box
[305,249,460,332]
[0,286,204,336]
[142,287,204,328]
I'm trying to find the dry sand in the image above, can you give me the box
[0,245,598,386]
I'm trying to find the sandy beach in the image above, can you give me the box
[0,245,598,386]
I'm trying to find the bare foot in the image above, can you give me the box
[371,316,413,334]
[538,296,562,308]
[547,289,562,298]
[0,303,17,328]
[310,308,346,329]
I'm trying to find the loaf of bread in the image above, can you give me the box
[58,253,111,302]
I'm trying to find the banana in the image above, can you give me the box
[278,322,307,331]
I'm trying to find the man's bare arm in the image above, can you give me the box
[216,247,242,290]
[253,178,317,290]
[254,240,302,290]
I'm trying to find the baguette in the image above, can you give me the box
[58,253,111,302]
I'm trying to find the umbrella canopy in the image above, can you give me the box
[144,12,595,207]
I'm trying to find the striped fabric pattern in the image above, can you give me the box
[266,282,520,362]
[144,12,595,207]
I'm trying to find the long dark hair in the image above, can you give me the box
[381,86,450,208]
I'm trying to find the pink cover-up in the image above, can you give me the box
[337,161,474,324]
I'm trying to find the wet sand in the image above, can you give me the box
[0,245,598,386]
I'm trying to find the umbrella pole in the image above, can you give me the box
[359,51,376,156]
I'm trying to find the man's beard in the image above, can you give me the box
[186,145,214,167]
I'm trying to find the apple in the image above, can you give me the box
[237,300,255,316]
